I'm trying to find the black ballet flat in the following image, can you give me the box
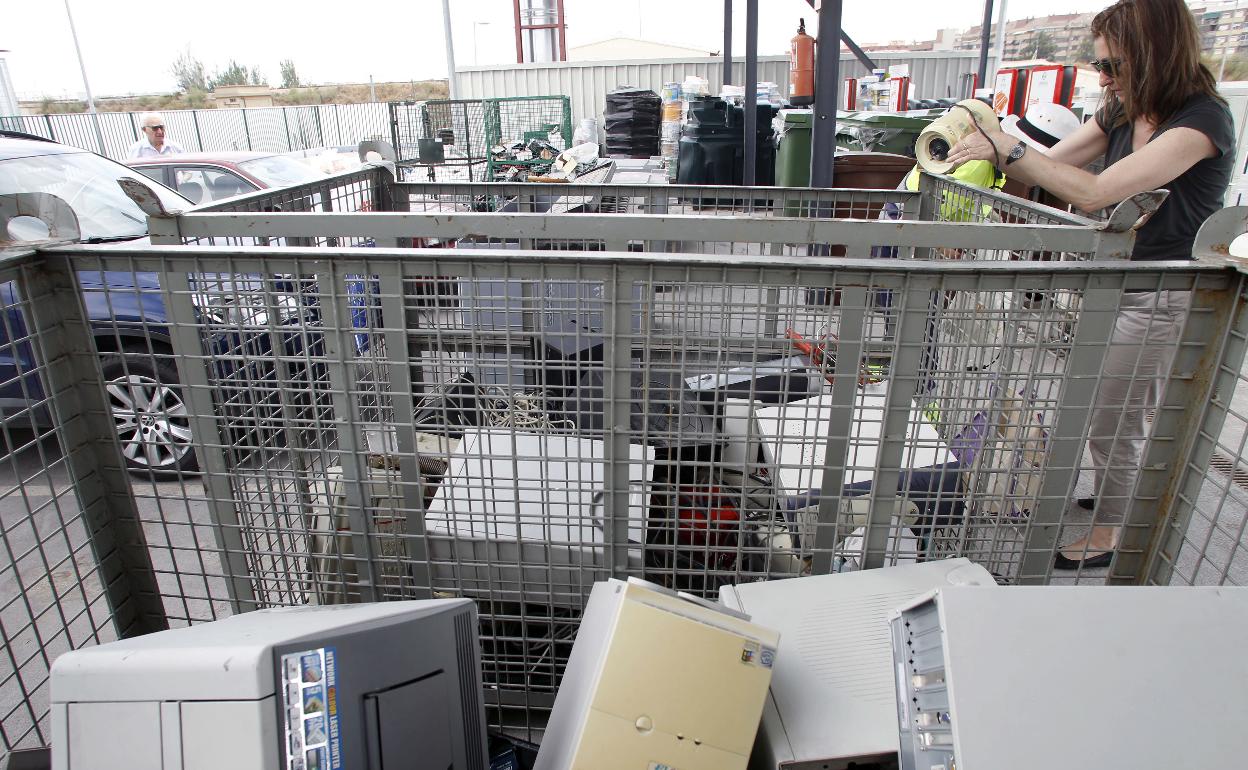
[1076,497,1095,511]
[1053,550,1113,570]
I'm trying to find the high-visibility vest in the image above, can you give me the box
[903,160,1004,222]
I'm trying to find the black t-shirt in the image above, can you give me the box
[1095,93,1235,260]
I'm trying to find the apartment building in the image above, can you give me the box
[954,13,1094,63]
[871,3,1242,64]
[1195,1,1248,58]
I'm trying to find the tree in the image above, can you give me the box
[209,60,267,89]
[1071,36,1095,65]
[1203,53,1248,81]
[210,60,249,88]
[1030,31,1057,61]
[280,59,300,89]
[171,50,207,93]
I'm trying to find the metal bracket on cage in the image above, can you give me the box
[117,177,181,218]
[1192,205,1248,265]
[1099,189,1168,234]
[0,192,81,245]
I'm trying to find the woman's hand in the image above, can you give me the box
[945,126,1011,170]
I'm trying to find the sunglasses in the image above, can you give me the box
[1090,57,1122,75]
[144,124,165,131]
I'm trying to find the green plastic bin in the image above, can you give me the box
[834,109,943,157]
[775,110,813,189]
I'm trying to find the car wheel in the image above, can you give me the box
[100,352,199,476]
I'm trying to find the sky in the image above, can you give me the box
[4,0,1118,100]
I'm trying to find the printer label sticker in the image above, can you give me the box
[740,641,759,664]
[282,646,342,770]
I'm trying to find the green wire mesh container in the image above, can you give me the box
[392,95,573,182]
[484,95,574,180]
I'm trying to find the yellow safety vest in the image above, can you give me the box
[903,161,1004,222]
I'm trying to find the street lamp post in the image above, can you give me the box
[62,0,105,154]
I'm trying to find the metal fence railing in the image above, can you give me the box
[0,103,393,163]
[162,169,1150,259]
[2,188,1247,757]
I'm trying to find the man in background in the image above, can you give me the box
[128,112,184,158]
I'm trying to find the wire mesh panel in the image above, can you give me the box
[22,241,1231,743]
[167,167,390,249]
[390,100,490,182]
[484,96,573,181]
[1144,207,1248,586]
[3,104,395,162]
[162,173,1151,267]
[0,250,175,756]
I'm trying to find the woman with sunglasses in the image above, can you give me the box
[944,0,1234,571]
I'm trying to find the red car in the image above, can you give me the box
[125,151,328,205]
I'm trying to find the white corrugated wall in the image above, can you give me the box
[457,51,997,129]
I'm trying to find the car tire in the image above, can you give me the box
[100,351,199,476]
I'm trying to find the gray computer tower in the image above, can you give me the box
[719,558,995,769]
[890,586,1248,770]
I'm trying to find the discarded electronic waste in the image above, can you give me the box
[50,601,488,770]
[535,577,780,770]
[313,276,999,607]
[490,141,610,183]
[890,586,1248,770]
[720,559,994,770]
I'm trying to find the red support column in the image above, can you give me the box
[514,0,525,63]
[556,0,567,60]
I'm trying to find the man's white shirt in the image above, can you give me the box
[128,139,185,158]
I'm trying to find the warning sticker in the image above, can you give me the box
[281,647,342,770]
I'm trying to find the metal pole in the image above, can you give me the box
[991,0,1009,84]
[513,0,525,62]
[977,0,995,86]
[556,0,567,61]
[723,0,733,86]
[442,0,460,99]
[811,0,843,188]
[192,109,203,151]
[803,1,875,71]
[840,31,877,71]
[743,0,757,186]
[62,0,105,154]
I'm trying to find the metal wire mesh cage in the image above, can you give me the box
[484,95,573,181]
[388,97,573,183]
[7,187,1248,755]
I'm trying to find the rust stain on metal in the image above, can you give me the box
[117,178,174,217]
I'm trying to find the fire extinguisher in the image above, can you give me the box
[790,18,815,106]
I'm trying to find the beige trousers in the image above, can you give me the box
[1086,290,1189,524]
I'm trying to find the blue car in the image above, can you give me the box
[0,132,345,475]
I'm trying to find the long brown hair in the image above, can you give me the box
[1091,0,1222,127]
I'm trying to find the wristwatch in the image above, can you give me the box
[1005,140,1027,165]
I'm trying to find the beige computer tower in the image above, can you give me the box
[535,578,780,770]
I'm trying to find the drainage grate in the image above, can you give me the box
[1208,452,1248,492]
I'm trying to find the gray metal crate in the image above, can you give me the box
[2,192,1247,754]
